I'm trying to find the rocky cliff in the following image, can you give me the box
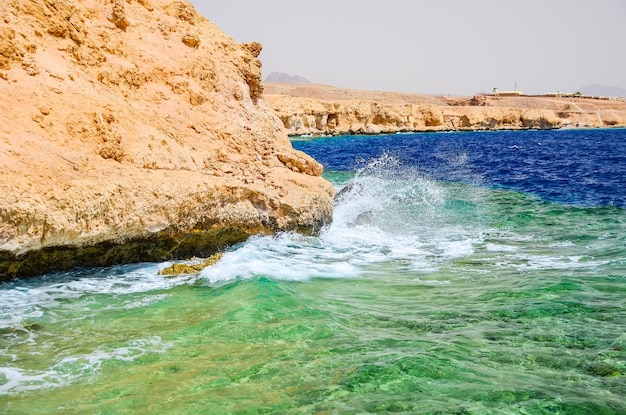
[265,84,626,135]
[0,0,334,280]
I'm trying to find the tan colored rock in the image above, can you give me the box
[520,109,562,129]
[266,94,447,135]
[265,83,626,135]
[109,0,131,31]
[181,33,200,48]
[597,110,626,126]
[0,0,334,279]
[159,252,223,276]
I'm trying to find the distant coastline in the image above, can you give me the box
[264,83,626,136]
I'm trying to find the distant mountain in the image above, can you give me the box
[577,84,626,97]
[264,72,311,84]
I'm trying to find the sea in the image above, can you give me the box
[1,129,625,414]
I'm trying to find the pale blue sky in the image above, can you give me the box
[191,0,625,96]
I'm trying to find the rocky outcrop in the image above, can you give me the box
[265,84,626,135]
[444,107,564,131]
[266,97,445,135]
[267,95,565,135]
[0,0,334,280]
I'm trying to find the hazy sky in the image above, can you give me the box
[191,0,625,96]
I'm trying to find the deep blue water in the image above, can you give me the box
[293,129,626,208]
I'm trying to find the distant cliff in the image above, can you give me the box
[0,0,334,279]
[264,83,626,135]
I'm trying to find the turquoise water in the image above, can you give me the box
[1,133,625,414]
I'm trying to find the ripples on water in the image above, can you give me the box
[1,130,625,414]
[294,129,626,208]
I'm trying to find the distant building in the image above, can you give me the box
[493,88,524,97]
[545,92,581,98]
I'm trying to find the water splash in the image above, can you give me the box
[200,152,487,285]
[334,151,448,231]
[0,264,190,328]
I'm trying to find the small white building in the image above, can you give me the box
[493,88,524,97]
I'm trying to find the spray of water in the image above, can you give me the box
[332,151,447,233]
[200,152,487,284]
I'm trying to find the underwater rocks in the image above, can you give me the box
[159,252,224,276]
[0,0,334,280]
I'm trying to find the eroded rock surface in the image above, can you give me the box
[0,0,334,279]
[265,83,626,135]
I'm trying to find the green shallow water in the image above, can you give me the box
[1,179,625,414]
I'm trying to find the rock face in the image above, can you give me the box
[0,0,334,280]
[267,97,446,135]
[265,83,626,135]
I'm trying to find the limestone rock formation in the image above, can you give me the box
[265,83,626,135]
[0,0,334,280]
[267,96,445,135]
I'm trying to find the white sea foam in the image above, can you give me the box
[549,241,575,247]
[496,253,608,271]
[437,239,478,258]
[0,336,171,395]
[199,154,485,284]
[485,243,519,252]
[200,233,362,283]
[0,265,191,329]
[121,294,169,310]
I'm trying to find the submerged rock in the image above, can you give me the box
[334,181,365,204]
[160,252,224,277]
[583,362,621,377]
[0,0,334,280]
